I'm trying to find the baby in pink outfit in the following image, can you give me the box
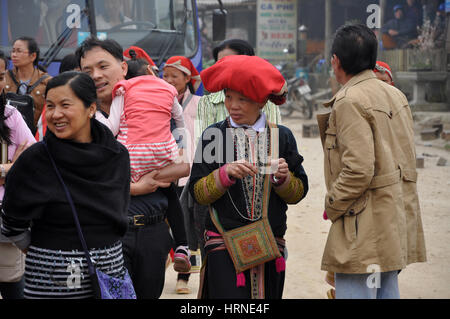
[97,75,185,183]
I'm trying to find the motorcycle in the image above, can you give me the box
[279,76,314,119]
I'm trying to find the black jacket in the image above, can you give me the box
[1,120,130,250]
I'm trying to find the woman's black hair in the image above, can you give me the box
[14,36,47,72]
[45,71,97,109]
[331,24,377,75]
[59,53,79,73]
[212,39,255,62]
[0,50,11,144]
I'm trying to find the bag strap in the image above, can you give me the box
[27,74,49,94]
[268,121,278,161]
[43,141,96,275]
[8,69,49,95]
[8,70,19,88]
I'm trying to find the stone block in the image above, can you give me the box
[437,157,447,166]
[416,156,424,168]
[441,130,450,141]
[302,124,319,138]
[420,128,440,141]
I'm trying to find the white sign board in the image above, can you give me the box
[256,0,297,62]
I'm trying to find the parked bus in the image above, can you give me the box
[0,0,202,78]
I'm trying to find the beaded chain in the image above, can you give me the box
[227,119,271,221]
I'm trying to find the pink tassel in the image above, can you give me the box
[276,257,286,273]
[236,272,246,287]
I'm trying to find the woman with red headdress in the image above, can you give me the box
[189,55,308,299]
[163,56,202,294]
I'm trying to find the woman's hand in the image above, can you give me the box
[225,160,258,180]
[272,158,289,180]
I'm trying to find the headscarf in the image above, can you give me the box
[200,55,287,105]
[373,60,394,85]
[164,56,201,91]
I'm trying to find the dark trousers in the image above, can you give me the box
[122,222,173,299]
[175,186,208,282]
[0,276,24,299]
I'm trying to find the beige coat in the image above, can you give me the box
[5,68,51,127]
[317,70,426,274]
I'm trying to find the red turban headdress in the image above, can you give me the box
[200,55,287,105]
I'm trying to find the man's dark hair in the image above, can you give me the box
[212,39,255,62]
[75,37,123,68]
[331,24,378,75]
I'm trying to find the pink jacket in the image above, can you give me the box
[1,105,36,200]
[113,75,179,144]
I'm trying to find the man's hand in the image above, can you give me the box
[130,170,171,196]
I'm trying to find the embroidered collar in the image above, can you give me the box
[229,113,266,132]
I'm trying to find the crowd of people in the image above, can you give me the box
[0,22,426,300]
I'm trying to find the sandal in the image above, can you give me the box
[176,279,191,294]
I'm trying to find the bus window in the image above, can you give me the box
[1,0,200,70]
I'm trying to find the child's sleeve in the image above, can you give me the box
[96,94,123,136]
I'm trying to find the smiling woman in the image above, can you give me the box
[1,71,133,299]
[45,72,96,143]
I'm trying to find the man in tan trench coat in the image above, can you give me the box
[317,24,426,299]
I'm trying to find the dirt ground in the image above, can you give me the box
[161,111,450,299]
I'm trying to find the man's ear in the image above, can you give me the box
[121,61,128,78]
[333,54,343,70]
